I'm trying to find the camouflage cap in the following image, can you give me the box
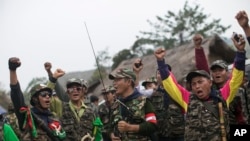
[186,70,211,82]
[210,60,228,70]
[142,76,157,87]
[109,68,136,81]
[66,78,82,88]
[80,79,89,89]
[101,85,116,94]
[29,84,52,98]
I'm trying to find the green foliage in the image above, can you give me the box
[90,48,111,83]
[131,0,231,51]
[111,49,136,70]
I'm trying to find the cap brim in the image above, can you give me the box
[210,64,225,70]
[186,71,210,82]
[66,82,82,88]
[109,74,115,80]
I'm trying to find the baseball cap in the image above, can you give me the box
[109,68,136,81]
[66,78,82,88]
[210,60,228,70]
[101,85,116,94]
[186,70,211,82]
[142,77,157,87]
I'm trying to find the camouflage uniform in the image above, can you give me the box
[110,95,153,141]
[229,87,248,124]
[98,102,112,141]
[150,87,185,140]
[185,93,229,141]
[61,102,95,141]
[242,85,250,124]
[5,103,21,138]
[11,83,66,141]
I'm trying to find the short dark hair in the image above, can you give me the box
[90,95,99,103]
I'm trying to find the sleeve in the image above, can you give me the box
[247,36,250,45]
[47,77,63,118]
[195,48,210,73]
[157,59,190,112]
[138,99,157,135]
[220,51,245,107]
[10,82,26,130]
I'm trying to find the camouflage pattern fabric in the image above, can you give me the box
[98,102,111,140]
[150,89,185,138]
[229,87,248,124]
[110,96,149,141]
[61,102,95,141]
[244,86,250,124]
[5,113,21,138]
[185,93,229,141]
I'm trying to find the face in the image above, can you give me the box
[38,90,52,109]
[190,76,212,100]
[145,82,157,90]
[113,77,131,96]
[211,67,228,85]
[67,84,84,102]
[102,92,115,102]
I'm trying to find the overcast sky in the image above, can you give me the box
[0,0,249,91]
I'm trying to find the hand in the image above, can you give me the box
[9,57,21,71]
[52,69,65,79]
[118,120,130,133]
[44,62,52,72]
[154,47,166,61]
[110,133,121,141]
[192,34,203,48]
[235,10,249,29]
[133,58,143,73]
[231,34,246,52]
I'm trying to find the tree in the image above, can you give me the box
[132,0,231,51]
[111,49,136,70]
[90,48,112,84]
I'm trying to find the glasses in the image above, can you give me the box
[39,91,52,98]
[67,87,82,93]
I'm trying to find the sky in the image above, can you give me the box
[0,0,249,91]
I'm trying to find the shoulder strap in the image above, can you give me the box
[202,101,219,119]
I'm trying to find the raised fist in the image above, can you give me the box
[193,34,203,48]
[44,62,52,72]
[8,57,21,71]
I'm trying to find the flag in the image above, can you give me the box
[3,123,19,141]
[92,117,103,141]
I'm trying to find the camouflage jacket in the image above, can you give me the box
[149,87,185,138]
[110,94,153,141]
[98,102,111,133]
[229,87,248,124]
[185,93,229,141]
[61,102,95,141]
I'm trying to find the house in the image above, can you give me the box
[55,34,237,101]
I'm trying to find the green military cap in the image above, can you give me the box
[29,84,52,97]
[109,68,136,82]
[66,78,82,88]
[142,76,157,87]
[101,85,116,94]
[210,60,228,70]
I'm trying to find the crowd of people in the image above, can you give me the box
[0,10,250,141]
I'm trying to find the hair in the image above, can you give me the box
[90,95,99,103]
[124,77,135,88]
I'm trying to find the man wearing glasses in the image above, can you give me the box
[47,68,96,141]
[8,57,66,141]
